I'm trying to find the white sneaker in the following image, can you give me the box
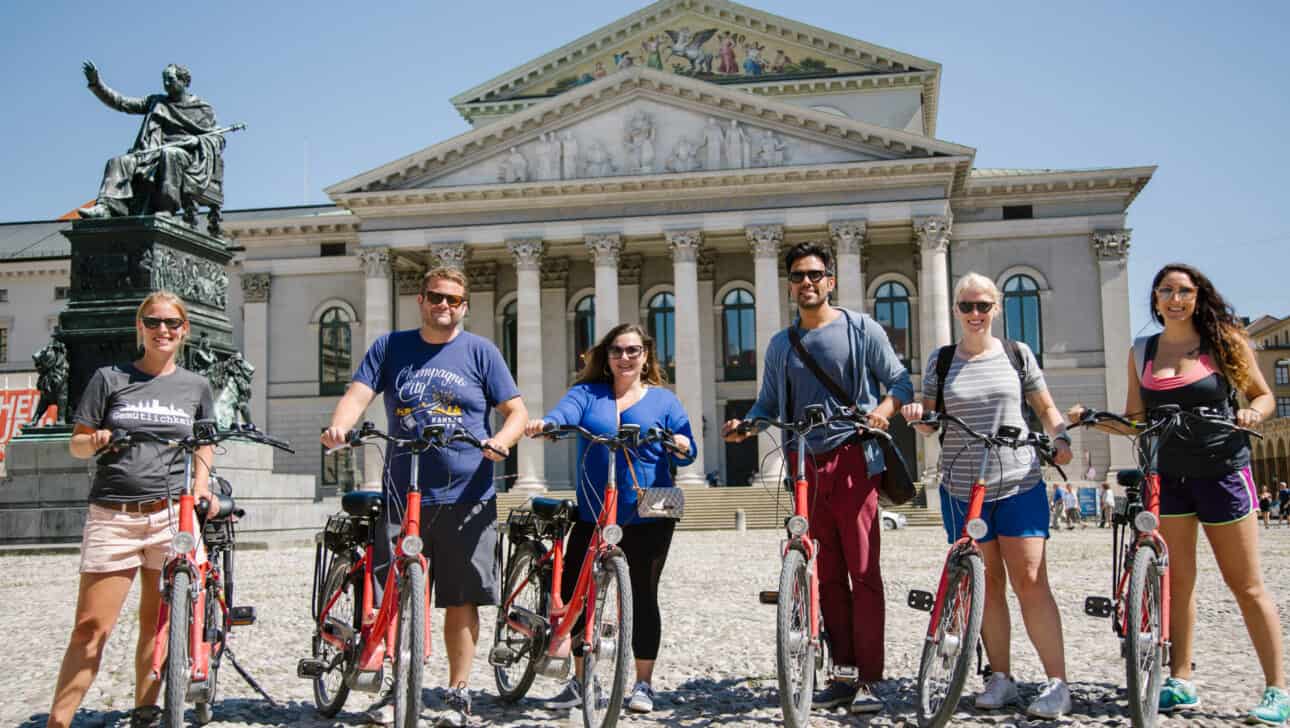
[627,681,655,713]
[1026,677,1072,719]
[364,691,395,725]
[974,672,1019,710]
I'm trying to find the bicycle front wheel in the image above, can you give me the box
[394,559,426,728]
[776,548,815,728]
[195,579,223,725]
[916,551,984,728]
[581,554,632,728]
[164,570,193,728]
[1125,546,1163,728]
[494,541,544,702]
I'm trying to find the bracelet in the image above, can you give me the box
[1054,432,1072,445]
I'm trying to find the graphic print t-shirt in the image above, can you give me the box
[353,329,520,505]
[74,364,216,502]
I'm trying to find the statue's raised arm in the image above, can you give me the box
[81,59,149,115]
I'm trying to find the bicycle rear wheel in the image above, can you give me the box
[775,548,815,728]
[493,541,544,702]
[916,552,984,728]
[393,560,426,728]
[1125,546,1163,728]
[164,570,193,728]
[312,554,362,717]
[581,554,632,728]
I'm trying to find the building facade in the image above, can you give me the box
[0,0,1154,495]
[1248,315,1290,486]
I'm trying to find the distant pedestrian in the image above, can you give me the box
[1051,483,1067,529]
[1279,482,1290,526]
[1100,482,1116,528]
[1061,484,1083,529]
[1259,488,1273,529]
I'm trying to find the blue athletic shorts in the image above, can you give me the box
[1159,466,1258,526]
[939,482,1051,543]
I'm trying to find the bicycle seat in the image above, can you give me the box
[1116,469,1145,488]
[341,491,384,518]
[529,497,575,522]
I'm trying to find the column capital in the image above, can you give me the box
[618,253,644,285]
[914,216,952,253]
[466,260,498,292]
[585,233,623,267]
[241,272,271,303]
[359,248,392,278]
[429,242,468,270]
[829,220,868,254]
[1092,229,1132,261]
[665,229,703,262]
[395,267,424,296]
[745,224,784,258]
[697,249,717,281]
[507,239,545,271]
[540,256,570,288]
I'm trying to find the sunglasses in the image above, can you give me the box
[1155,286,1196,302]
[788,269,831,284]
[608,345,645,359]
[422,291,465,307]
[956,301,994,314]
[141,316,186,330]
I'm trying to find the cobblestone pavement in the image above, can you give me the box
[6,523,1290,727]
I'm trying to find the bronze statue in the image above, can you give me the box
[77,61,243,236]
[28,334,70,427]
[209,352,255,428]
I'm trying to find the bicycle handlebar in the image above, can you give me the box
[915,411,1065,479]
[1071,405,1263,440]
[734,404,893,443]
[325,421,504,457]
[96,422,295,457]
[539,422,689,456]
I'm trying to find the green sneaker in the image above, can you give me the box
[1159,677,1200,713]
[1248,687,1290,726]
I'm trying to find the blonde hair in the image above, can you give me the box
[421,267,470,298]
[953,272,1000,304]
[135,291,190,350]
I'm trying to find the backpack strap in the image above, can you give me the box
[932,344,956,415]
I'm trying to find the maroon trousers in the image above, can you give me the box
[799,439,884,681]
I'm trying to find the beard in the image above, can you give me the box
[796,292,827,311]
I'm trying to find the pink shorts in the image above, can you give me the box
[79,503,207,573]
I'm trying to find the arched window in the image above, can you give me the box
[319,306,353,396]
[573,295,596,373]
[501,300,518,375]
[1003,274,1043,364]
[722,288,756,381]
[873,281,911,365]
[647,292,676,381]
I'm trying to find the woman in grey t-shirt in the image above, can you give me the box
[47,291,216,728]
[901,273,1075,719]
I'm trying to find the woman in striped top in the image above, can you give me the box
[901,272,1074,719]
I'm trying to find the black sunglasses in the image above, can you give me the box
[956,301,994,314]
[788,269,831,284]
[422,291,465,307]
[141,316,186,330]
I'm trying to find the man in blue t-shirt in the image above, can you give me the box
[322,266,527,726]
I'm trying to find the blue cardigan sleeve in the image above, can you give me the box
[543,384,594,427]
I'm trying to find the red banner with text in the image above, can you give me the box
[0,389,57,460]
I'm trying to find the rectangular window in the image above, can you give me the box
[54,286,70,300]
[0,329,7,362]
[1002,204,1034,220]
[320,242,347,257]
[0,289,8,302]
[321,445,356,492]
[1277,364,1289,386]
[1278,397,1290,419]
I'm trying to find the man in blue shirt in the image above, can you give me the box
[322,266,527,727]
[723,241,912,714]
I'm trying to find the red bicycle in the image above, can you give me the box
[99,422,294,727]
[492,423,683,728]
[906,410,1061,728]
[299,421,496,728]
[1071,405,1261,727]
[736,404,894,728]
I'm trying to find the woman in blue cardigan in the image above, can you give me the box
[524,322,695,714]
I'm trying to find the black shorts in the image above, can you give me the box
[374,498,499,608]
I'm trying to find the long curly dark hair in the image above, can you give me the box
[1149,262,1251,391]
[574,322,668,386]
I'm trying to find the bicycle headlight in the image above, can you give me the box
[786,515,809,537]
[172,530,197,554]
[1133,511,1159,533]
[400,534,424,557]
[965,518,989,541]
[601,524,624,546]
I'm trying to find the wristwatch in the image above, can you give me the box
[1054,432,1072,446]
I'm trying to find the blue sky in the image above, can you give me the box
[1,0,1286,333]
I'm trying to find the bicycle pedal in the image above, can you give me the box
[907,589,935,612]
[296,658,326,679]
[757,590,778,605]
[1084,596,1113,618]
[488,645,517,667]
[831,665,858,682]
[229,606,256,626]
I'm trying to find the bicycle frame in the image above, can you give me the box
[923,448,991,641]
[1110,427,1171,647]
[150,452,214,685]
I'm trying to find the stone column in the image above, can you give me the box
[747,224,785,483]
[618,253,643,326]
[465,261,498,343]
[359,248,392,487]
[240,272,270,429]
[1094,230,1135,476]
[915,216,952,487]
[697,250,718,482]
[830,220,867,313]
[666,230,708,486]
[540,257,572,488]
[508,239,546,493]
[394,264,423,330]
[586,234,623,339]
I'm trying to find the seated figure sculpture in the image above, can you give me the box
[77,61,232,235]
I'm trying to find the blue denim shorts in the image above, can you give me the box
[939,482,1051,543]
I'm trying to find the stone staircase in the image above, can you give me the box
[496,485,940,531]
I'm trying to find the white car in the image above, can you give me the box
[880,510,907,530]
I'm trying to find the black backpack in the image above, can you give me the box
[932,340,1041,442]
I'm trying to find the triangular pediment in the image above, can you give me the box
[327,68,971,196]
